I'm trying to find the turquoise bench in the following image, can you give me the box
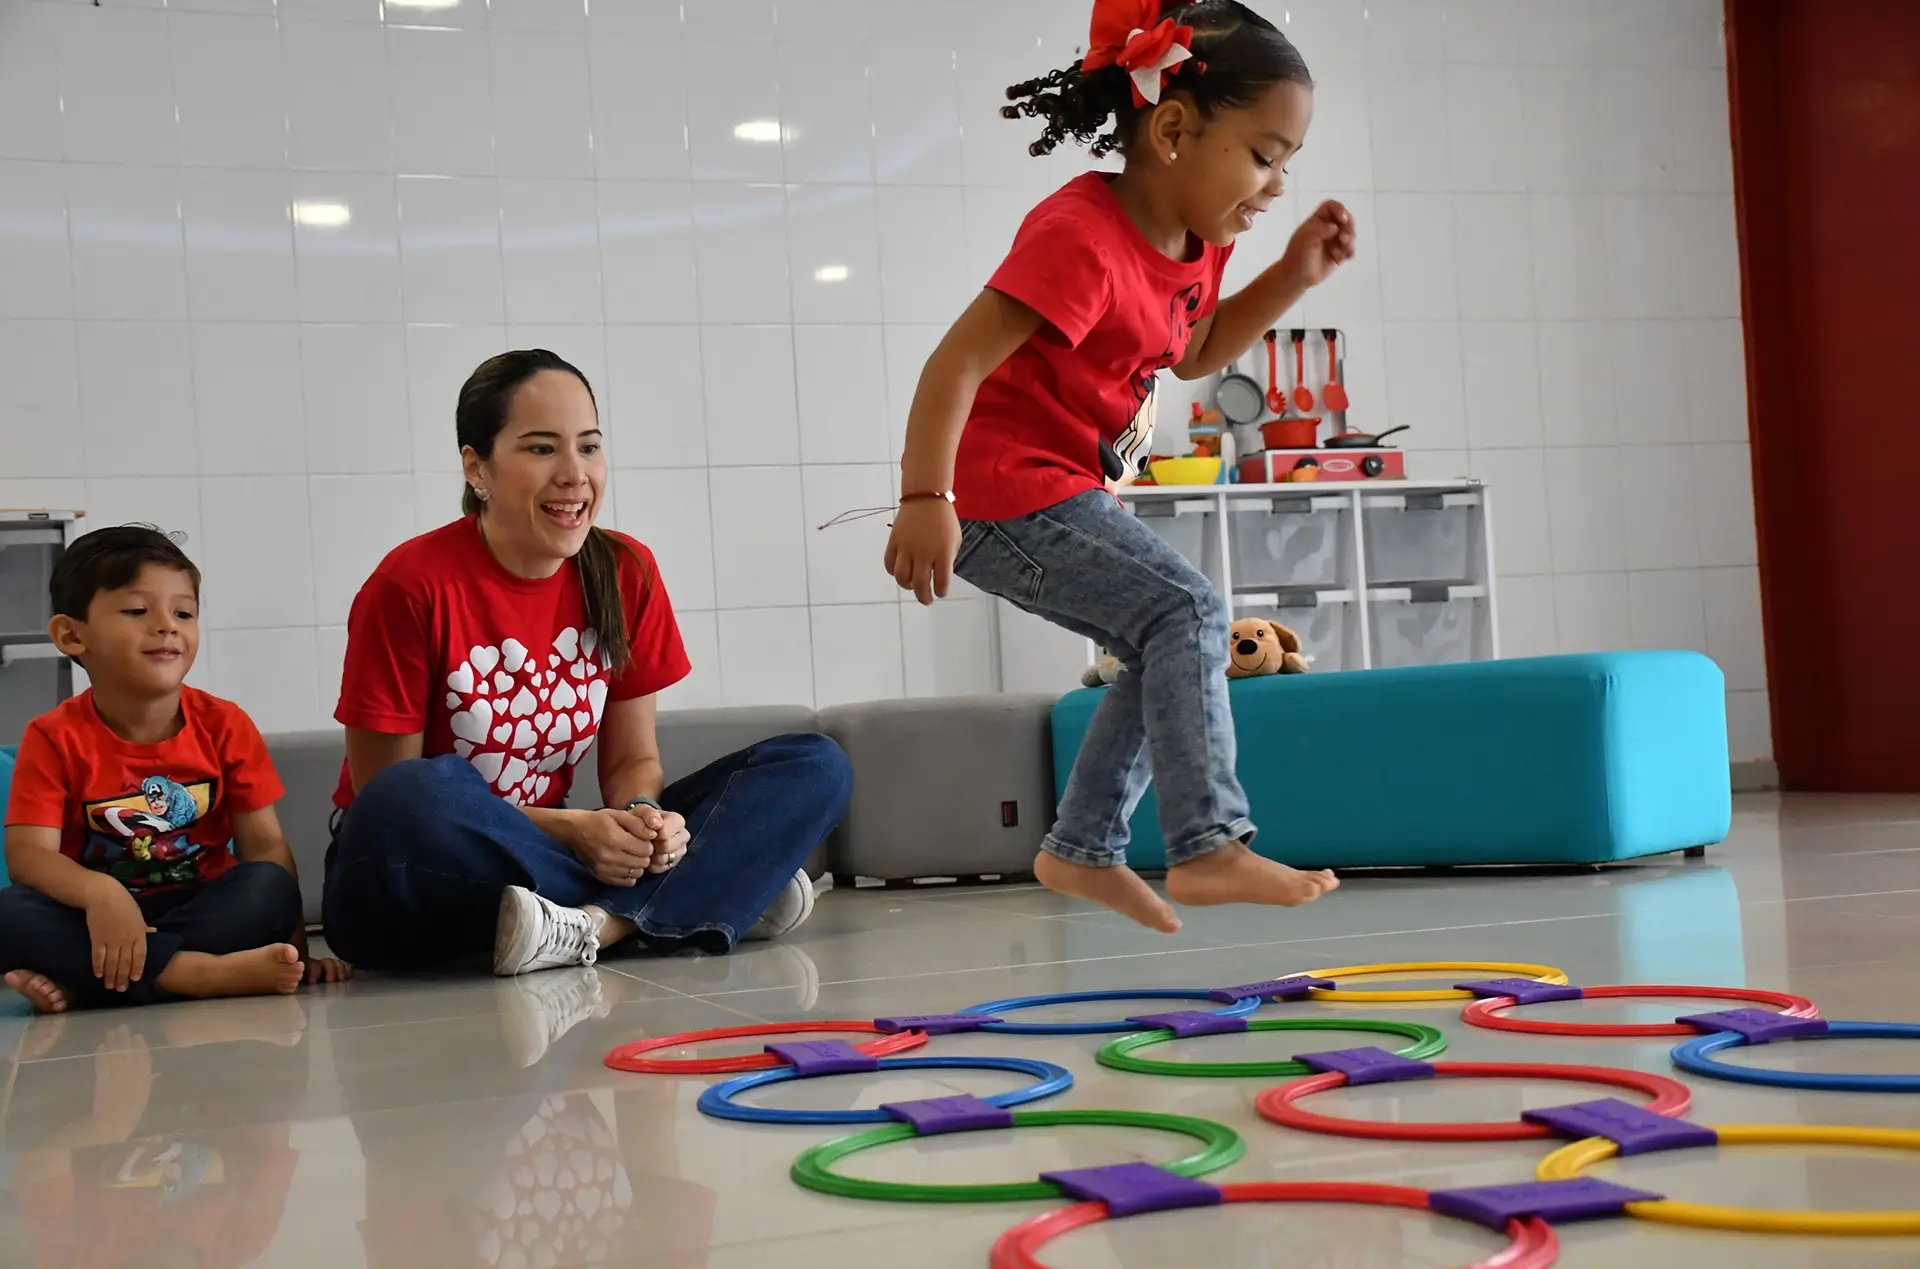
[1050,652,1732,869]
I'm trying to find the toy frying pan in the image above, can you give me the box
[1215,364,1266,426]
[1322,426,1409,449]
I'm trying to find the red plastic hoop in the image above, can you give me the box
[989,1181,1558,1269]
[604,1021,928,1074]
[1461,983,1820,1037]
[1255,1061,1694,1143]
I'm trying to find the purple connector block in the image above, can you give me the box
[1039,1162,1224,1218]
[1520,1098,1719,1156]
[1124,1011,1251,1039]
[1206,976,1336,1004]
[880,1094,1014,1135]
[1295,1046,1436,1086]
[1677,1008,1830,1044]
[872,1014,999,1036]
[1456,978,1586,1005]
[763,1040,882,1076]
[1429,1177,1664,1230]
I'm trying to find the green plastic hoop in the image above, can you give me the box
[1097,1017,1448,1078]
[789,1108,1245,1204]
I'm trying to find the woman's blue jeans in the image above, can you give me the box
[321,733,851,970]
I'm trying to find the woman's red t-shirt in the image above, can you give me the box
[951,171,1233,522]
[332,518,689,809]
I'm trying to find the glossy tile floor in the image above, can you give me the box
[2,793,1916,1268]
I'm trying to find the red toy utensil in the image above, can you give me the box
[1323,329,1350,412]
[1291,330,1315,413]
[1264,330,1286,414]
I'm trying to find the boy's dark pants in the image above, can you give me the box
[0,861,303,1009]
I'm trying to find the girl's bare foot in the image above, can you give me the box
[4,970,68,1014]
[158,945,306,1000]
[1033,852,1181,933]
[1166,841,1339,908]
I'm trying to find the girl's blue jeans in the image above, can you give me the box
[955,488,1255,868]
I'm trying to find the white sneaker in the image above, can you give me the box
[497,967,609,1067]
[743,870,815,942]
[493,886,603,976]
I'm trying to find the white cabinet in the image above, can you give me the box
[1119,480,1499,673]
[0,511,78,740]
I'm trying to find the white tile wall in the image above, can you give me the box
[0,0,1766,756]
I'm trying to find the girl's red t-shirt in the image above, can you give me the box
[332,518,690,810]
[952,171,1233,522]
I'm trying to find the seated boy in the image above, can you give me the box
[0,525,349,1012]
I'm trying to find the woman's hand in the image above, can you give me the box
[884,498,963,606]
[564,808,658,886]
[1279,200,1357,289]
[629,806,691,874]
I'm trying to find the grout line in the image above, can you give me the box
[659,910,1620,1000]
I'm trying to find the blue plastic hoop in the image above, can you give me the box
[1671,1021,1920,1092]
[697,1055,1075,1125]
[956,990,1262,1036]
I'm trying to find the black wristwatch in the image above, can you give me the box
[623,796,662,812]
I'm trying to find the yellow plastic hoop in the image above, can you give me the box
[1537,1124,1920,1235]
[1300,961,1570,1004]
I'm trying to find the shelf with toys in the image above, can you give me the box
[1099,326,1498,675]
[1120,480,1499,674]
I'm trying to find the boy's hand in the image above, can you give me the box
[84,881,153,992]
[305,957,353,985]
[1280,200,1357,289]
[884,499,963,606]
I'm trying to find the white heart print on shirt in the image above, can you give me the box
[444,627,608,806]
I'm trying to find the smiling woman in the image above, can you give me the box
[318,350,852,977]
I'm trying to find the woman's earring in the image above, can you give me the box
[475,488,490,502]
[1169,151,1178,161]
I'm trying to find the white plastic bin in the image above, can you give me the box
[1367,585,1488,667]
[1362,491,1477,585]
[1228,493,1346,590]
[1133,497,1220,576]
[1234,589,1358,673]
[0,529,58,639]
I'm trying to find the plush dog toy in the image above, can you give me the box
[1226,617,1311,678]
[1080,647,1123,688]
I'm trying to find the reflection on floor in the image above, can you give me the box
[1,792,1917,1267]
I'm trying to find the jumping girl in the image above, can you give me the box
[884,0,1353,931]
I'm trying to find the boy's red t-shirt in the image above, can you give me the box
[333,518,689,810]
[952,171,1234,522]
[3,687,283,897]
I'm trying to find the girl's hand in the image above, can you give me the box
[884,498,963,606]
[565,807,657,886]
[1280,200,1357,289]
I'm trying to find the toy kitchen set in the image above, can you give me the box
[1115,328,1501,674]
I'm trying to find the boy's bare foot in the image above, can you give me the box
[1166,841,1339,908]
[159,945,307,1000]
[1033,852,1181,933]
[4,970,68,1014]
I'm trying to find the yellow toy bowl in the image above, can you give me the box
[1147,456,1223,486]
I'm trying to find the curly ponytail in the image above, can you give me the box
[1003,0,1313,158]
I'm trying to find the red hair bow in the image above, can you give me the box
[1083,0,1195,107]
